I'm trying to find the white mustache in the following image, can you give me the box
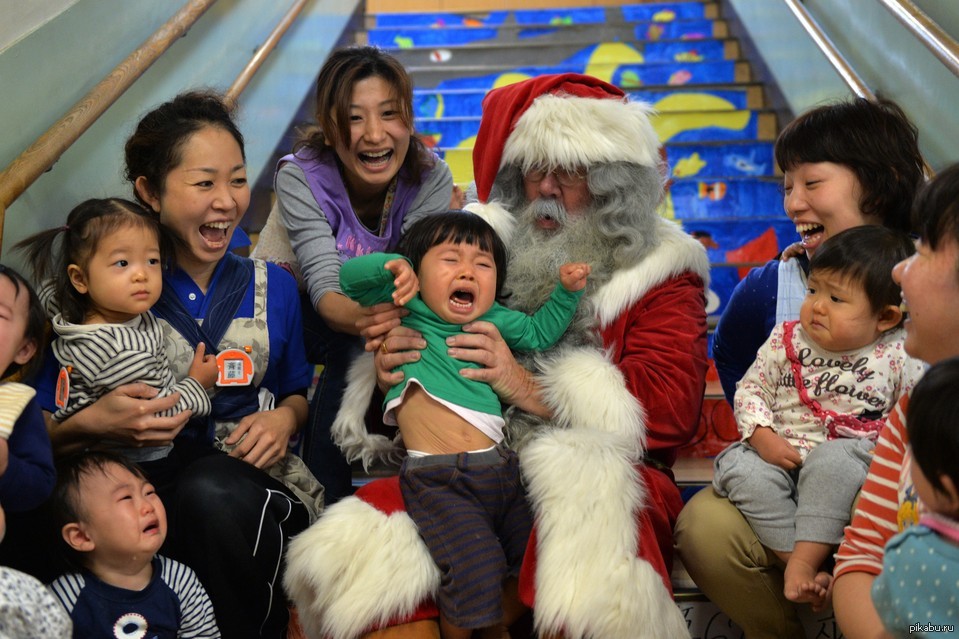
[527,198,568,226]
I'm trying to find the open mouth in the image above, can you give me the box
[199,221,230,244]
[359,149,393,168]
[450,289,475,311]
[143,520,160,535]
[795,222,824,246]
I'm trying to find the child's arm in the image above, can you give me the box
[559,262,591,293]
[340,253,416,307]
[734,324,803,470]
[383,258,420,307]
[747,426,803,471]
[187,342,218,389]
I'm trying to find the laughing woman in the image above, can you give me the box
[675,97,925,638]
[253,45,453,503]
[38,91,314,639]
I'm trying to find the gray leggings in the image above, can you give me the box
[713,437,874,552]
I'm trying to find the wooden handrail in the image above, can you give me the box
[781,0,876,101]
[226,0,311,107]
[0,0,219,255]
[878,0,959,78]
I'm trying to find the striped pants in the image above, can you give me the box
[399,446,532,629]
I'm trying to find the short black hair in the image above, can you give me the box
[51,450,150,568]
[808,225,914,317]
[775,97,923,233]
[396,211,509,296]
[912,162,959,254]
[907,357,959,495]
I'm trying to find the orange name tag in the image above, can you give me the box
[216,348,254,386]
[55,366,71,410]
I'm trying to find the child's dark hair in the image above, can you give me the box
[51,450,150,567]
[397,211,508,296]
[911,162,959,253]
[125,90,245,209]
[808,225,914,318]
[0,264,45,380]
[775,97,923,233]
[15,198,169,324]
[906,357,959,496]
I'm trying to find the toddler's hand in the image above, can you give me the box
[559,262,591,292]
[385,258,419,306]
[748,426,802,471]
[188,342,219,390]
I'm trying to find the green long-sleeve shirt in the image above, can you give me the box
[340,252,583,418]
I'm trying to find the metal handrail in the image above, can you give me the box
[781,0,876,100]
[782,0,935,177]
[878,0,959,78]
[0,0,220,254]
[226,0,311,106]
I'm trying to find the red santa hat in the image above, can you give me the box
[471,73,661,202]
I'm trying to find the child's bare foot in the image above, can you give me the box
[784,556,830,608]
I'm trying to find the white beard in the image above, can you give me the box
[501,198,623,449]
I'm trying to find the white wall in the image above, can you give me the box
[0,0,361,265]
[0,0,79,52]
[726,0,959,172]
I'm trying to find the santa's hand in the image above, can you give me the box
[559,262,591,292]
[449,321,550,418]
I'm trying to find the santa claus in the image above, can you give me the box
[284,73,709,639]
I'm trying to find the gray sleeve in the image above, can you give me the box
[275,162,343,308]
[400,157,455,233]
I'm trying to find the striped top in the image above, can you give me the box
[51,311,210,423]
[49,554,220,638]
[0,382,35,438]
[834,394,921,578]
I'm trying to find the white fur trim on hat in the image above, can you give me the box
[284,496,439,639]
[331,353,404,470]
[521,429,690,638]
[502,93,660,171]
[464,200,516,245]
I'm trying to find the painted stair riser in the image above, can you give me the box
[372,2,709,28]
[413,60,743,90]
[392,39,732,69]
[417,110,769,153]
[437,141,774,180]
[415,86,756,117]
[368,19,718,48]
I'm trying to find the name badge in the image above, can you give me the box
[55,366,71,410]
[216,347,254,386]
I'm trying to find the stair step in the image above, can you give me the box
[409,59,750,89]
[361,18,727,48]
[415,83,766,118]
[389,38,739,69]
[417,109,775,157]
[366,2,719,29]
[435,140,775,182]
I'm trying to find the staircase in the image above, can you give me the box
[354,2,842,637]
